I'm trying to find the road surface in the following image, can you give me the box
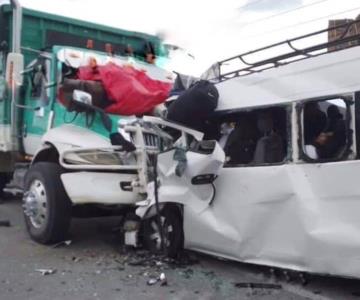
[1,198,359,300]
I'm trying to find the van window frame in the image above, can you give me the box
[296,94,354,163]
[354,91,360,159]
[213,103,292,168]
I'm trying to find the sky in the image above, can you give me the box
[1,0,360,75]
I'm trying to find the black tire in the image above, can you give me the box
[142,207,183,258]
[23,162,72,244]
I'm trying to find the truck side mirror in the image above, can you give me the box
[5,52,24,87]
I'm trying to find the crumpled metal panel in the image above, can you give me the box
[157,143,225,213]
[156,141,360,278]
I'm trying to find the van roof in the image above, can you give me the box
[215,45,360,112]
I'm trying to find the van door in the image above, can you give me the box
[22,54,53,155]
[181,106,296,263]
[157,140,225,213]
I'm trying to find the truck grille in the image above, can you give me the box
[143,132,160,148]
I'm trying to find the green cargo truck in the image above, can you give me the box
[0,1,177,244]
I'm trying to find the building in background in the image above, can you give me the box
[328,14,360,51]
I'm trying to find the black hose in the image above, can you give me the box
[209,181,216,206]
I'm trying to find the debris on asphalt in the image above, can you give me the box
[0,220,11,227]
[267,268,309,286]
[234,282,282,290]
[35,269,57,276]
[147,277,158,286]
[121,248,199,270]
[159,272,167,286]
[71,256,81,263]
[128,258,148,267]
[155,261,163,267]
[52,240,72,248]
[180,268,194,279]
[145,272,168,286]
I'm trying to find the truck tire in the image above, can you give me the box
[142,207,183,258]
[23,162,72,244]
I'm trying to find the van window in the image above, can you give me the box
[302,98,349,161]
[219,106,288,167]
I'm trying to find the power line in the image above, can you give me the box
[242,0,331,27]
[240,5,360,40]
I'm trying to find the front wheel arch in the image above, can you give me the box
[31,144,60,165]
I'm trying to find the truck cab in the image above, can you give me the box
[0,1,171,189]
[0,1,183,246]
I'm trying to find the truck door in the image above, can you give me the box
[22,54,53,155]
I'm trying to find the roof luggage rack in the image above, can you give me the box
[205,19,360,82]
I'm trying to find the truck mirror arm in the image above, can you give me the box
[44,82,56,89]
[13,102,41,111]
[20,68,33,75]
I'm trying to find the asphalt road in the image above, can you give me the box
[1,198,360,300]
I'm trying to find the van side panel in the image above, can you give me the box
[183,162,360,278]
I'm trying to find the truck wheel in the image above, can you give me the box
[23,162,72,244]
[142,207,183,258]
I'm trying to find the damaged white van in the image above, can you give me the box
[139,21,360,279]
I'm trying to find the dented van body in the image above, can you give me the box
[145,23,360,278]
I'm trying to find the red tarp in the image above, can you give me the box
[77,63,172,115]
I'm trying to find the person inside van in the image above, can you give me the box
[304,102,327,159]
[224,114,258,164]
[317,105,346,159]
[219,122,235,148]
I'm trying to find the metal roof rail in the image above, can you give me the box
[206,18,360,82]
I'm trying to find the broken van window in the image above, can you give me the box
[220,107,288,166]
[302,98,349,161]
